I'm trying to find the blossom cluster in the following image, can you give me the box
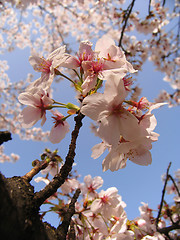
[0,61,50,162]
[17,35,164,171]
[0,0,179,107]
[0,1,179,239]
[34,157,180,240]
[0,1,179,162]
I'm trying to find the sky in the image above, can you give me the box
[0,0,179,228]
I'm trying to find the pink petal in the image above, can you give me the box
[20,106,41,128]
[49,122,69,144]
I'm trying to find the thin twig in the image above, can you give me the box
[148,0,152,15]
[168,174,180,197]
[118,0,136,50]
[156,162,180,238]
[57,188,81,240]
[156,162,172,229]
[34,113,84,207]
[22,160,49,182]
[162,0,166,7]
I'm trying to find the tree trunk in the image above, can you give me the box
[0,172,57,240]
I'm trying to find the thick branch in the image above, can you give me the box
[68,220,76,240]
[0,172,56,240]
[34,113,84,207]
[158,221,180,235]
[0,131,12,145]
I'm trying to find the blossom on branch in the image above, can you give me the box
[82,71,166,171]
[62,40,95,70]
[27,46,69,93]
[18,89,53,128]
[95,35,137,73]
[81,72,142,147]
[49,110,70,144]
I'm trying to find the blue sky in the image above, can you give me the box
[0,0,179,227]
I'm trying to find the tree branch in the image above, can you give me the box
[68,220,76,240]
[22,150,62,182]
[162,0,166,7]
[156,162,180,238]
[156,162,172,230]
[168,174,180,197]
[0,131,12,145]
[22,160,49,182]
[157,220,180,236]
[118,0,136,50]
[57,188,81,239]
[34,113,84,207]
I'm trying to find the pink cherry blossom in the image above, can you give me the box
[18,89,53,128]
[81,58,105,94]
[60,178,79,194]
[80,175,103,199]
[90,187,120,219]
[27,46,69,92]
[81,72,142,146]
[62,40,95,70]
[41,160,61,177]
[83,210,109,236]
[34,176,50,185]
[49,110,70,144]
[95,35,137,73]
[90,100,165,171]
[101,139,153,172]
[142,233,166,240]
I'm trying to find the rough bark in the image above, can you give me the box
[0,172,57,240]
[0,113,84,239]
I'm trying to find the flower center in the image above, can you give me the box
[38,58,52,73]
[111,104,124,116]
[92,61,104,74]
[101,195,109,203]
[52,115,64,128]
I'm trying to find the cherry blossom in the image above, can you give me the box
[0,2,179,238]
[62,40,95,70]
[90,101,165,171]
[49,110,70,144]
[101,137,153,172]
[79,35,137,95]
[41,160,61,177]
[81,72,142,147]
[80,175,103,199]
[34,176,50,185]
[90,187,120,219]
[18,89,53,128]
[27,46,69,92]
[95,35,137,74]
[60,178,79,195]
